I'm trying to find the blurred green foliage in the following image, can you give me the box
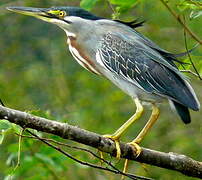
[0,0,201,179]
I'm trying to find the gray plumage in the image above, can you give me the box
[7,7,200,123]
[67,18,200,123]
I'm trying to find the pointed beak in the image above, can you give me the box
[7,6,54,22]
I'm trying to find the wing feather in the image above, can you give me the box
[97,32,199,110]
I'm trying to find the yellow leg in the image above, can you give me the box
[121,159,129,180]
[131,104,160,145]
[123,104,160,175]
[103,98,144,158]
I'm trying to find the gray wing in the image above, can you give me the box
[97,32,199,110]
[134,30,191,65]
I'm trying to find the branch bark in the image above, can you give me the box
[0,105,202,178]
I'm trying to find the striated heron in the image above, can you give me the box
[7,6,200,161]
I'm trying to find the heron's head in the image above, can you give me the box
[7,6,101,36]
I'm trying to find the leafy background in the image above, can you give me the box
[0,0,201,179]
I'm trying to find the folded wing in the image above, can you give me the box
[97,32,200,112]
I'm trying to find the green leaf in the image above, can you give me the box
[80,0,98,10]
[109,0,139,16]
[109,0,138,7]
[0,121,12,144]
[190,10,202,19]
[177,0,202,12]
[11,124,21,134]
[0,120,11,130]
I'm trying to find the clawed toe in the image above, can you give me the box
[128,141,142,157]
[103,134,121,159]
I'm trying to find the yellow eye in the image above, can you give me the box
[59,11,66,18]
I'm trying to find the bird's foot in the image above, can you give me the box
[127,140,142,157]
[103,134,121,159]
[121,141,142,180]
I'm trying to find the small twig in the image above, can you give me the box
[182,16,202,80]
[160,0,202,44]
[25,130,152,180]
[185,0,202,8]
[106,0,120,19]
[180,70,200,77]
[107,0,116,15]
[13,129,24,171]
[15,133,121,172]
[0,99,5,106]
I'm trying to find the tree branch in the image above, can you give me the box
[0,105,202,178]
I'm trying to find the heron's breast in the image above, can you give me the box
[68,37,101,75]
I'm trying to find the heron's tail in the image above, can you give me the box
[171,101,191,124]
